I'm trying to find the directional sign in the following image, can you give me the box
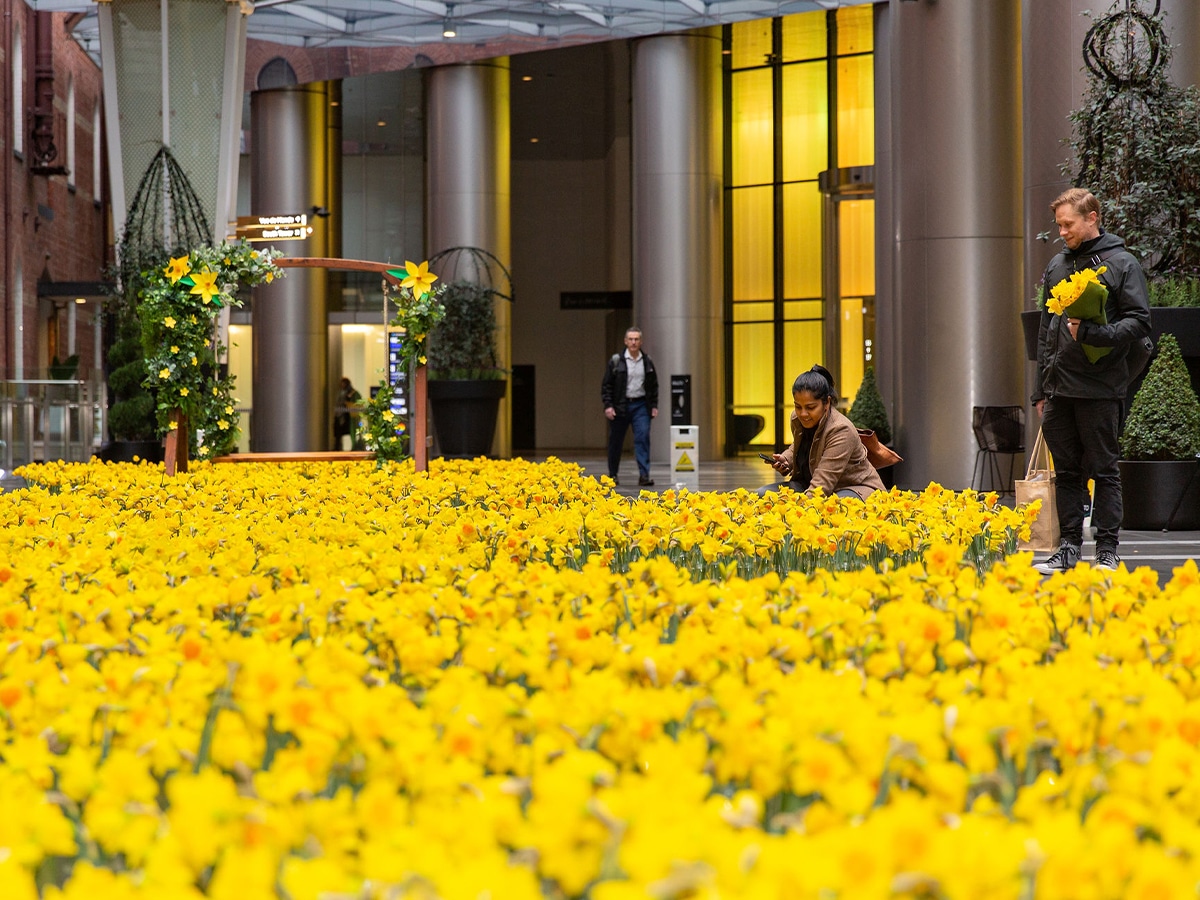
[235,214,313,243]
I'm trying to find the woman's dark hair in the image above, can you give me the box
[792,364,837,403]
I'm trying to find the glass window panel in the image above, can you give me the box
[733,301,775,323]
[782,182,822,299]
[733,406,775,446]
[782,11,826,62]
[839,199,874,298]
[781,62,827,181]
[732,70,774,186]
[784,299,824,320]
[840,297,865,406]
[732,19,773,70]
[732,187,774,301]
[837,4,873,55]
[837,55,874,168]
[783,320,823,391]
[733,322,776,410]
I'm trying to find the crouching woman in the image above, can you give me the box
[761,364,884,499]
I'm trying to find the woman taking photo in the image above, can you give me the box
[762,365,884,499]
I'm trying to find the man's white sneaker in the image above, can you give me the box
[1034,544,1080,575]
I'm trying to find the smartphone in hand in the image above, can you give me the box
[758,453,775,464]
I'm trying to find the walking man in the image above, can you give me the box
[601,326,659,486]
[1032,188,1151,574]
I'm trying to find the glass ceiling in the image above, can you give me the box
[42,0,874,65]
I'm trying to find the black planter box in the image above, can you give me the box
[1119,458,1200,530]
[428,379,507,458]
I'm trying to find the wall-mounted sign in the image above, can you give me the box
[235,214,313,242]
[560,290,632,310]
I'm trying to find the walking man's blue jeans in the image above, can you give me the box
[607,399,651,479]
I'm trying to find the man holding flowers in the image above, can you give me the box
[1032,188,1151,574]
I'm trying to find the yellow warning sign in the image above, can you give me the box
[674,441,695,449]
[675,451,695,472]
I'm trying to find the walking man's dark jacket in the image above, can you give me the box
[601,351,659,415]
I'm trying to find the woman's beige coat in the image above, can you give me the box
[779,405,885,500]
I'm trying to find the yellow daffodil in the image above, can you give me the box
[163,317,177,329]
[217,419,229,430]
[401,260,438,297]
[158,368,171,379]
[167,419,178,429]
[170,346,179,354]
[189,269,222,304]
[164,255,191,284]
[1048,266,1106,316]
[180,388,189,397]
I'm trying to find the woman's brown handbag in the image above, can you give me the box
[1015,427,1059,551]
[856,429,902,469]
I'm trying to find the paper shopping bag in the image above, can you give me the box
[1015,427,1059,551]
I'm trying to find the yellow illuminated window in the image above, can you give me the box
[731,19,772,70]
[733,301,775,323]
[784,299,824,321]
[837,55,874,168]
[840,298,865,405]
[839,199,874,405]
[781,62,827,181]
[782,12,825,62]
[782,181,822,299]
[839,199,874,298]
[837,4,873,55]
[733,321,777,409]
[732,186,774,301]
[783,320,824,390]
[732,70,774,185]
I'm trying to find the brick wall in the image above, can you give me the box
[1,7,110,381]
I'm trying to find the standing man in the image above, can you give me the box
[1032,188,1151,574]
[601,326,659,486]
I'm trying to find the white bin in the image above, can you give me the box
[670,425,700,489]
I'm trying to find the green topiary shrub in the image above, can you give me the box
[1119,333,1200,461]
[106,309,158,441]
[847,365,892,445]
[427,280,502,380]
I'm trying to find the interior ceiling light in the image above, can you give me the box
[521,75,533,81]
[443,3,456,38]
[377,118,387,126]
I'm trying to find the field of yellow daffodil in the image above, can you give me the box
[1,457,1198,899]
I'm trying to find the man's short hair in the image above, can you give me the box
[625,326,643,338]
[1051,187,1101,221]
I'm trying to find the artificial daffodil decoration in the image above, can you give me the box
[138,240,283,458]
[359,260,447,464]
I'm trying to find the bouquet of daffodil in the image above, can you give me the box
[1047,265,1112,363]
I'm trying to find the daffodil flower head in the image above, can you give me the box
[189,269,221,304]
[163,317,176,329]
[401,260,438,298]
[180,387,189,397]
[1048,266,1107,316]
[159,368,171,380]
[164,256,191,284]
